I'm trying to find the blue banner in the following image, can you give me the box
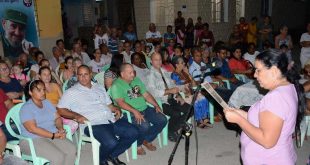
[0,0,39,59]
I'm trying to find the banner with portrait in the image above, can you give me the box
[0,0,39,60]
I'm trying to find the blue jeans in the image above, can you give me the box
[84,118,139,162]
[130,106,168,146]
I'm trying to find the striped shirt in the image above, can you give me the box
[57,83,115,125]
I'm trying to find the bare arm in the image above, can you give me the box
[4,98,14,110]
[300,41,310,48]
[0,128,7,162]
[114,98,145,124]
[225,109,283,149]
[54,112,64,131]
[57,107,88,123]
[143,92,160,108]
[23,120,65,139]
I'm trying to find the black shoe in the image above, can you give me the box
[108,157,126,165]
[100,161,109,165]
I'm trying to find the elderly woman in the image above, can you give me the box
[171,56,210,128]
[0,60,23,100]
[224,49,305,164]
[19,80,76,165]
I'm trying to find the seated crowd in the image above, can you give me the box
[0,13,309,165]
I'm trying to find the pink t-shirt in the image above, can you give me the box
[241,84,297,165]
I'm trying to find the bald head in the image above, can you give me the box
[150,52,162,69]
[120,63,135,82]
[77,65,91,74]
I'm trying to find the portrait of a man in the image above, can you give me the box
[1,9,33,61]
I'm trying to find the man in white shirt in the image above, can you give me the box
[49,46,64,71]
[300,22,310,68]
[57,65,138,165]
[145,23,162,46]
[72,43,91,65]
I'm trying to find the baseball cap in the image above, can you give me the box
[3,9,27,25]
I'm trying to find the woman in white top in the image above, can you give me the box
[275,25,293,49]
[88,49,105,73]
[94,25,109,49]
[300,22,310,68]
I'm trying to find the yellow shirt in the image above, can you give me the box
[46,83,61,106]
[247,23,257,45]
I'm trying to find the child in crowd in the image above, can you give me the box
[88,49,105,73]
[172,45,183,61]
[280,44,293,64]
[94,25,109,49]
[163,25,176,47]
[60,56,74,83]
[100,43,113,66]
[243,43,260,65]
[10,63,30,87]
[167,39,175,57]
[39,59,62,85]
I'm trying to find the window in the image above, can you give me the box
[236,0,245,23]
[211,0,228,23]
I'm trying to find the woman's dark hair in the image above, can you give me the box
[65,56,73,66]
[24,80,44,101]
[38,59,49,67]
[38,66,51,75]
[160,48,171,64]
[34,51,44,61]
[255,49,306,136]
[171,56,184,68]
[130,52,142,65]
[109,53,124,76]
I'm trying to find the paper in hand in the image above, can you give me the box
[201,82,229,109]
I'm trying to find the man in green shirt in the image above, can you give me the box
[111,63,167,155]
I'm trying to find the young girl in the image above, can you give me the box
[60,56,74,83]
[39,59,62,85]
[10,63,30,87]
[88,49,105,73]
[39,66,62,106]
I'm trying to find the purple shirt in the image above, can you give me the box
[241,84,297,165]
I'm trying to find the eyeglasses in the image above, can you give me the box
[0,67,8,72]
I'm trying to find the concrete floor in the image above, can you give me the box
[79,122,310,165]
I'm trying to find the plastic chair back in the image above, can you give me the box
[62,80,69,92]
[101,64,110,72]
[94,72,105,86]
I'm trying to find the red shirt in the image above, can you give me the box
[0,89,9,123]
[228,58,250,71]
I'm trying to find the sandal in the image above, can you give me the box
[197,121,206,129]
[137,146,146,155]
[202,119,213,128]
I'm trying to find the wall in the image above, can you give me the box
[36,0,63,57]
[198,0,237,42]
[271,0,307,32]
[134,0,151,39]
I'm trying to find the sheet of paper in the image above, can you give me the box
[201,82,229,109]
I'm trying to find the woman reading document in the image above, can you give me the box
[223,50,305,164]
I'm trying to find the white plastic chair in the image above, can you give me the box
[94,71,105,86]
[76,121,101,165]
